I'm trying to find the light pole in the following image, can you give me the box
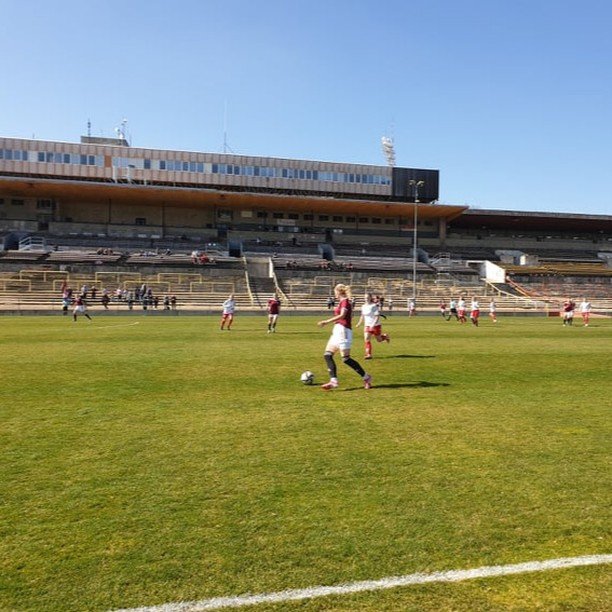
[409,179,424,302]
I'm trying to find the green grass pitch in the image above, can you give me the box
[1,314,610,611]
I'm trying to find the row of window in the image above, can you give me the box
[249,210,433,226]
[0,147,391,186]
[114,157,391,185]
[0,149,103,166]
[0,199,54,208]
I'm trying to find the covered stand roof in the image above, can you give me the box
[0,176,468,221]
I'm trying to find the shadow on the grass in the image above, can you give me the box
[384,354,436,359]
[345,380,450,391]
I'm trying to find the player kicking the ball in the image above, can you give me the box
[317,283,372,390]
[356,292,390,359]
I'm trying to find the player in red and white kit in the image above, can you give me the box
[317,283,372,390]
[470,297,480,326]
[457,296,467,323]
[267,294,281,333]
[356,292,390,359]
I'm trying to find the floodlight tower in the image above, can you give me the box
[381,136,396,167]
[409,179,425,301]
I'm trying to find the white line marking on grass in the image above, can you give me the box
[114,553,612,611]
[93,322,141,329]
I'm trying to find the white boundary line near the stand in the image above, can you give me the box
[114,553,612,611]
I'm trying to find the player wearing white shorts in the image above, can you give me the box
[457,296,467,323]
[579,297,591,326]
[72,295,92,322]
[489,299,497,323]
[220,294,236,330]
[317,283,372,390]
[356,292,390,359]
[470,297,480,327]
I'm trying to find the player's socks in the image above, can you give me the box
[324,352,337,379]
[343,356,365,377]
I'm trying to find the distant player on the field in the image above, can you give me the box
[267,294,281,333]
[489,299,498,323]
[449,298,458,321]
[408,298,417,317]
[220,294,236,330]
[356,292,390,360]
[457,296,467,323]
[470,297,480,326]
[562,298,575,326]
[579,297,591,327]
[72,294,92,322]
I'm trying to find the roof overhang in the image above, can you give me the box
[0,176,468,221]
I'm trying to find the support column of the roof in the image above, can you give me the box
[439,217,447,246]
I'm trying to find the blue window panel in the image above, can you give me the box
[5,149,13,160]
[37,151,44,162]
[63,154,70,163]
[196,162,204,173]
[160,160,166,170]
[212,163,218,173]
[144,159,151,170]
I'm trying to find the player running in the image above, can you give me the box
[267,294,281,333]
[457,296,467,323]
[220,294,236,330]
[317,283,372,390]
[470,296,480,326]
[72,294,92,322]
[356,292,390,360]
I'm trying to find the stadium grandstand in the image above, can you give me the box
[0,135,610,315]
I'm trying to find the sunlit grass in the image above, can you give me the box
[1,315,610,610]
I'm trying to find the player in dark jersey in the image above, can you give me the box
[267,294,281,333]
[317,283,372,390]
[72,295,92,322]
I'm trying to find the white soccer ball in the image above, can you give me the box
[300,370,314,385]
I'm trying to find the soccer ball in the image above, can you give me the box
[300,370,314,385]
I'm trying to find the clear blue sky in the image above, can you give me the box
[1,0,610,215]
